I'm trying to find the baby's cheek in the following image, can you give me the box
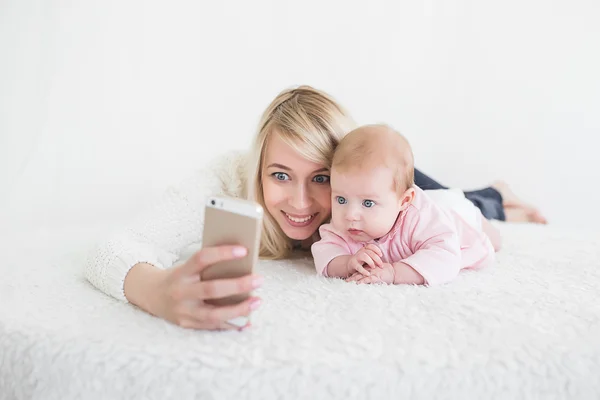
[371,213,394,236]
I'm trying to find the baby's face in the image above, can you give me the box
[330,166,402,242]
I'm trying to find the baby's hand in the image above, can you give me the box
[347,263,395,284]
[347,244,384,277]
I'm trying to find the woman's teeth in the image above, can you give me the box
[285,213,314,223]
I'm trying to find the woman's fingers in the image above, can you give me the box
[180,245,248,276]
[188,297,262,327]
[177,296,261,331]
[185,274,263,300]
[179,319,239,331]
[154,245,266,331]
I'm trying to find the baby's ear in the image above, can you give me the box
[399,187,416,211]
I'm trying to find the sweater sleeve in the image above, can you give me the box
[83,151,246,302]
[400,204,462,286]
[310,224,352,277]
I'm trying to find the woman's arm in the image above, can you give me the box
[123,262,168,313]
[84,166,221,302]
[84,152,262,329]
[84,151,244,303]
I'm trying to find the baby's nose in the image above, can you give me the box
[345,208,360,221]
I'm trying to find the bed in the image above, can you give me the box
[1,222,599,399]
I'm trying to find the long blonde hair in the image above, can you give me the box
[247,85,356,259]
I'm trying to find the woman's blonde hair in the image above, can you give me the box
[247,85,356,259]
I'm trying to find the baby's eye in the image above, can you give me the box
[272,172,290,181]
[363,200,375,208]
[336,196,347,205]
[313,175,330,184]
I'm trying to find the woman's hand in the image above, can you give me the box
[125,245,263,331]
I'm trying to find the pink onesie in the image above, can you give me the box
[311,186,495,286]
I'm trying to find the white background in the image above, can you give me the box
[1,0,599,232]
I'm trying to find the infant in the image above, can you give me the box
[311,124,499,285]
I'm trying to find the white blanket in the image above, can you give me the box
[1,223,600,400]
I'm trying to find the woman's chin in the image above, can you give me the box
[282,226,316,241]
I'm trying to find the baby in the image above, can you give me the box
[311,124,500,286]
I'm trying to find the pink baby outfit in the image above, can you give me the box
[311,186,495,286]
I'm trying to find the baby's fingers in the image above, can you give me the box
[356,253,376,269]
[356,275,375,285]
[346,272,363,282]
[363,249,383,268]
[358,275,383,285]
[351,260,371,276]
[356,264,371,276]
[364,244,383,257]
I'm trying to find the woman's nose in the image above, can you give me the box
[289,184,312,210]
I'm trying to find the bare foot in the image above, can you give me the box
[504,206,548,224]
[492,180,548,224]
[491,180,525,208]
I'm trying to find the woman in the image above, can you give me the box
[85,85,546,331]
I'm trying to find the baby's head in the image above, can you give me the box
[329,124,416,242]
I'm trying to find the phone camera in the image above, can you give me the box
[211,200,216,206]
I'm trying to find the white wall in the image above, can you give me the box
[2,0,599,231]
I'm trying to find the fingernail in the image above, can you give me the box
[233,247,247,257]
[252,276,264,288]
[240,323,252,332]
[250,298,262,310]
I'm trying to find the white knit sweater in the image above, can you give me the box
[84,151,249,302]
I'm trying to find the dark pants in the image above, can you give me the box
[414,169,506,221]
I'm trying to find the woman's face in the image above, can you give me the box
[261,134,332,241]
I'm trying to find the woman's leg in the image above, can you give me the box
[414,168,448,190]
[415,169,547,224]
[491,181,548,224]
[463,188,506,221]
[415,168,505,221]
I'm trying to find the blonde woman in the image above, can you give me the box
[85,85,546,331]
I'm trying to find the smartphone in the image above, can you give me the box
[200,195,263,313]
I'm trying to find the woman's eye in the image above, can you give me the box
[336,196,347,205]
[363,200,375,208]
[313,175,330,184]
[272,172,290,181]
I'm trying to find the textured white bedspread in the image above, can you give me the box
[1,223,600,400]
